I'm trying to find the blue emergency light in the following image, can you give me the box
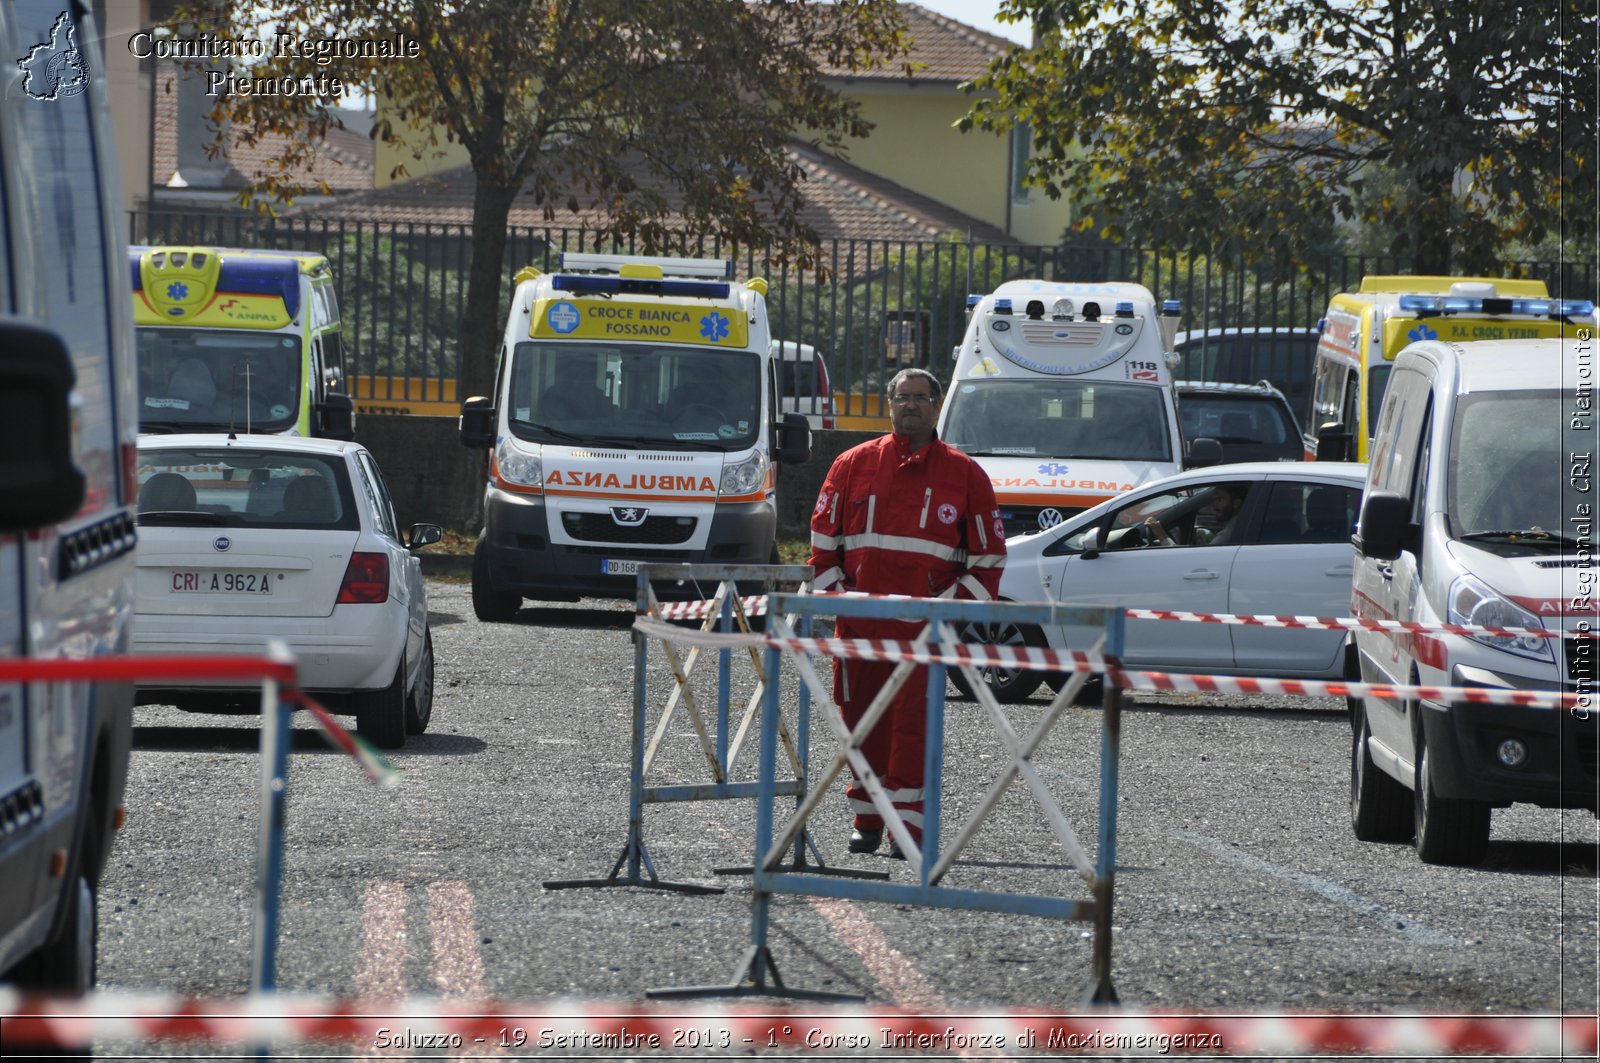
[551,274,731,299]
[1398,293,1595,318]
[1162,300,1182,314]
[128,247,302,320]
[994,298,1013,315]
[966,294,982,308]
[1115,301,1135,318]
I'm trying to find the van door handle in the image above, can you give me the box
[1377,564,1393,581]
[1182,569,1219,581]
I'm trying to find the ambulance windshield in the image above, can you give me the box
[508,342,761,450]
[942,378,1172,462]
[137,328,301,434]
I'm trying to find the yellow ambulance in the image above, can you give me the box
[131,245,355,439]
[1307,276,1588,461]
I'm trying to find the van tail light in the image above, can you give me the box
[815,358,835,429]
[337,551,389,603]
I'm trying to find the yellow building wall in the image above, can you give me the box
[845,88,1071,246]
[373,105,469,188]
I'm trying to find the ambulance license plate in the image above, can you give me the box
[601,559,641,576]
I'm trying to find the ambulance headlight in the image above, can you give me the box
[1447,573,1552,662]
[495,439,542,489]
[720,452,767,496]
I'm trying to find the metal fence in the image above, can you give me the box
[130,210,1596,420]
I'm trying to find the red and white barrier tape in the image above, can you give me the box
[1124,608,1594,641]
[635,618,1586,710]
[1,993,1593,1055]
[651,594,773,621]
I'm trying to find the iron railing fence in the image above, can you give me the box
[130,210,1596,421]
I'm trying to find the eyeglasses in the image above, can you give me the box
[890,394,936,407]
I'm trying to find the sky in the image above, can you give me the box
[914,0,1031,45]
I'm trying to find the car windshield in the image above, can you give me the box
[1179,392,1301,461]
[508,342,761,450]
[943,378,1172,461]
[137,328,302,433]
[135,447,359,531]
[1448,390,1577,540]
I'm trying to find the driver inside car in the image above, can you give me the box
[1135,482,1249,548]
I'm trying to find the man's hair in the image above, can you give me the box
[886,367,942,401]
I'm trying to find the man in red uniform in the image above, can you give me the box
[809,368,1006,858]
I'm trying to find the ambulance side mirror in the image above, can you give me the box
[316,392,355,441]
[1185,437,1223,469]
[459,396,496,449]
[774,412,810,464]
[1316,421,1352,462]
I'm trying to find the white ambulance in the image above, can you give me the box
[938,280,1187,536]
[459,253,810,618]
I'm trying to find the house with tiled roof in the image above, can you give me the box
[357,2,1065,246]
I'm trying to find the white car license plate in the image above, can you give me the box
[170,571,273,594]
[601,559,641,576]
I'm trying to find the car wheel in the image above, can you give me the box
[1350,705,1411,843]
[357,654,408,750]
[948,618,1045,703]
[404,628,434,736]
[471,541,521,622]
[1413,734,1490,865]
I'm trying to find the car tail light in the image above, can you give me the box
[815,356,835,429]
[337,551,389,604]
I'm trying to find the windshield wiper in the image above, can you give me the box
[960,448,1039,457]
[1459,529,1581,547]
[521,421,586,444]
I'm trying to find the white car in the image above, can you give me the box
[959,461,1369,701]
[133,435,442,748]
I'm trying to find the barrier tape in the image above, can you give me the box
[0,653,394,786]
[1,993,1594,1055]
[633,618,1586,711]
[650,595,1596,644]
[1124,608,1596,641]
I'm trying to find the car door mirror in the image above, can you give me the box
[1186,437,1222,469]
[459,396,496,449]
[406,523,443,550]
[0,319,85,532]
[773,412,811,464]
[1356,491,1410,560]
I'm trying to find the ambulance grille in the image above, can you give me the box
[563,512,697,544]
[1019,322,1104,346]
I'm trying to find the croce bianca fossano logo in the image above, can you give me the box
[18,12,89,101]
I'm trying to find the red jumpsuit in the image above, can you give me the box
[809,432,1006,843]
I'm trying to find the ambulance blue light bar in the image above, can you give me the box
[966,294,982,308]
[994,298,1013,314]
[1398,293,1595,318]
[1162,300,1182,314]
[1115,301,1135,318]
[552,274,730,299]
[127,247,302,320]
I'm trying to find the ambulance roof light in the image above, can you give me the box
[1081,301,1101,321]
[1162,300,1182,315]
[994,298,1013,315]
[1114,301,1135,318]
[966,294,982,308]
[558,252,732,279]
[1025,299,1046,320]
[1051,298,1074,320]
[1398,293,1595,318]
[552,274,731,299]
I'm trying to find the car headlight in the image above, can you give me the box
[495,439,542,489]
[719,452,767,496]
[1447,573,1553,662]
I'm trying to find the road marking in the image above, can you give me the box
[1171,829,1458,947]
[806,896,948,1011]
[428,881,503,1059]
[355,880,409,1058]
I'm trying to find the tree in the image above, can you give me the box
[962,0,1595,275]
[175,0,910,399]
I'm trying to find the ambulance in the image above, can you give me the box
[937,280,1186,536]
[131,245,355,439]
[458,253,811,618]
[1307,276,1587,462]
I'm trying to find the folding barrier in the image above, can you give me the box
[0,649,394,1000]
[641,593,1127,1003]
[545,563,881,897]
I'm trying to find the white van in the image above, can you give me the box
[771,339,835,429]
[1,1,138,992]
[459,253,810,618]
[938,280,1187,535]
[1349,319,1597,866]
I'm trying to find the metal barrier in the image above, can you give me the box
[545,564,878,896]
[0,649,394,1000]
[644,593,1127,1003]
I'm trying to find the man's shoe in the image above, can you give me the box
[848,827,882,854]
